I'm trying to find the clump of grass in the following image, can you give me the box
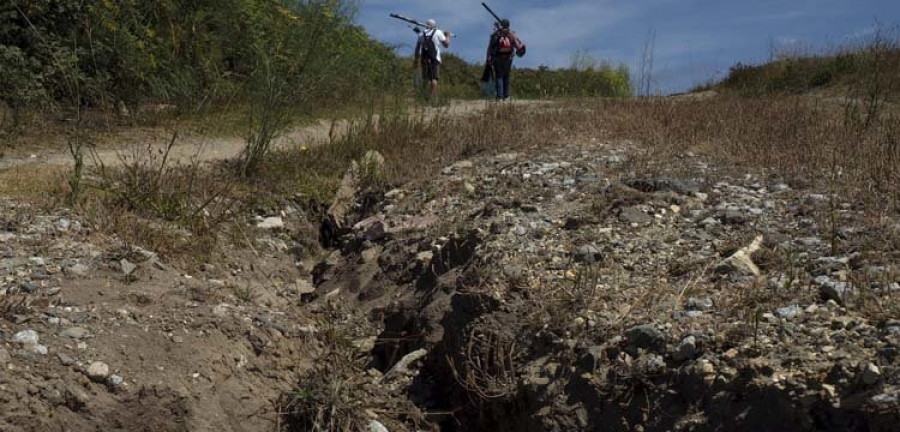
[592,96,900,215]
[232,284,258,304]
[715,26,900,98]
[255,104,574,209]
[47,103,576,265]
[61,131,244,261]
[277,325,427,432]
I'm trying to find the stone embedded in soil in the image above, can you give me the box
[503,265,525,281]
[860,363,882,385]
[108,374,124,389]
[59,327,91,340]
[674,336,698,361]
[25,344,48,356]
[86,362,110,382]
[871,392,899,406]
[776,305,803,320]
[579,346,605,372]
[383,348,428,381]
[618,207,654,225]
[644,354,667,372]
[295,279,316,295]
[355,216,388,241]
[685,297,713,311]
[798,237,824,248]
[13,329,40,345]
[120,259,137,276]
[563,217,583,230]
[623,178,700,195]
[816,276,855,305]
[771,183,791,192]
[0,348,10,364]
[715,235,763,277]
[626,324,666,353]
[574,244,602,263]
[368,420,390,432]
[58,352,76,366]
[361,247,381,264]
[256,217,284,230]
[723,348,740,361]
[19,281,39,294]
[886,321,900,336]
[719,209,749,225]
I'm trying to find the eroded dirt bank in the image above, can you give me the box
[2,116,899,431]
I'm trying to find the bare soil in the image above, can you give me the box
[1,98,898,431]
[0,100,539,171]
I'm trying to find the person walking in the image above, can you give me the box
[414,19,453,102]
[486,19,525,101]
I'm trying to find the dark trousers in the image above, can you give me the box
[495,73,510,99]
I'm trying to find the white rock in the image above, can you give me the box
[13,330,40,345]
[67,263,90,277]
[28,344,49,355]
[212,303,232,317]
[108,374,124,388]
[383,349,428,381]
[120,259,137,276]
[715,235,763,277]
[87,362,110,382]
[368,420,390,432]
[861,363,882,385]
[256,217,284,230]
[295,279,316,295]
[59,327,91,340]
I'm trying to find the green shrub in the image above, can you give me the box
[0,0,406,115]
[716,30,900,97]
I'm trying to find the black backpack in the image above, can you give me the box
[421,30,438,60]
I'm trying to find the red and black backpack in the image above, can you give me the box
[494,31,514,57]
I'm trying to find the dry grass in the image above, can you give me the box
[41,104,574,265]
[590,96,900,215]
[256,105,575,200]
[13,92,897,275]
[0,164,64,199]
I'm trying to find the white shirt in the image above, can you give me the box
[420,29,448,63]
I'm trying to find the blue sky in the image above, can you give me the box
[354,0,899,93]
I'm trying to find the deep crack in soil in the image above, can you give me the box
[1,103,899,431]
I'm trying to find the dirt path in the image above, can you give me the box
[0,100,540,170]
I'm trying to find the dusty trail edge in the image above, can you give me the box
[0,99,543,170]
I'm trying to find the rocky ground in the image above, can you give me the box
[2,126,900,430]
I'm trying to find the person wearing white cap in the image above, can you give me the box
[414,19,453,101]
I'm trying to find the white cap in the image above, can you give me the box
[426,19,437,29]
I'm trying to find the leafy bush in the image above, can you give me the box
[431,53,632,99]
[0,0,405,116]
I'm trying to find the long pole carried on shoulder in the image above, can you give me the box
[390,13,457,37]
[481,2,502,24]
[390,13,428,28]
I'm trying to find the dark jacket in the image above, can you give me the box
[486,29,525,76]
